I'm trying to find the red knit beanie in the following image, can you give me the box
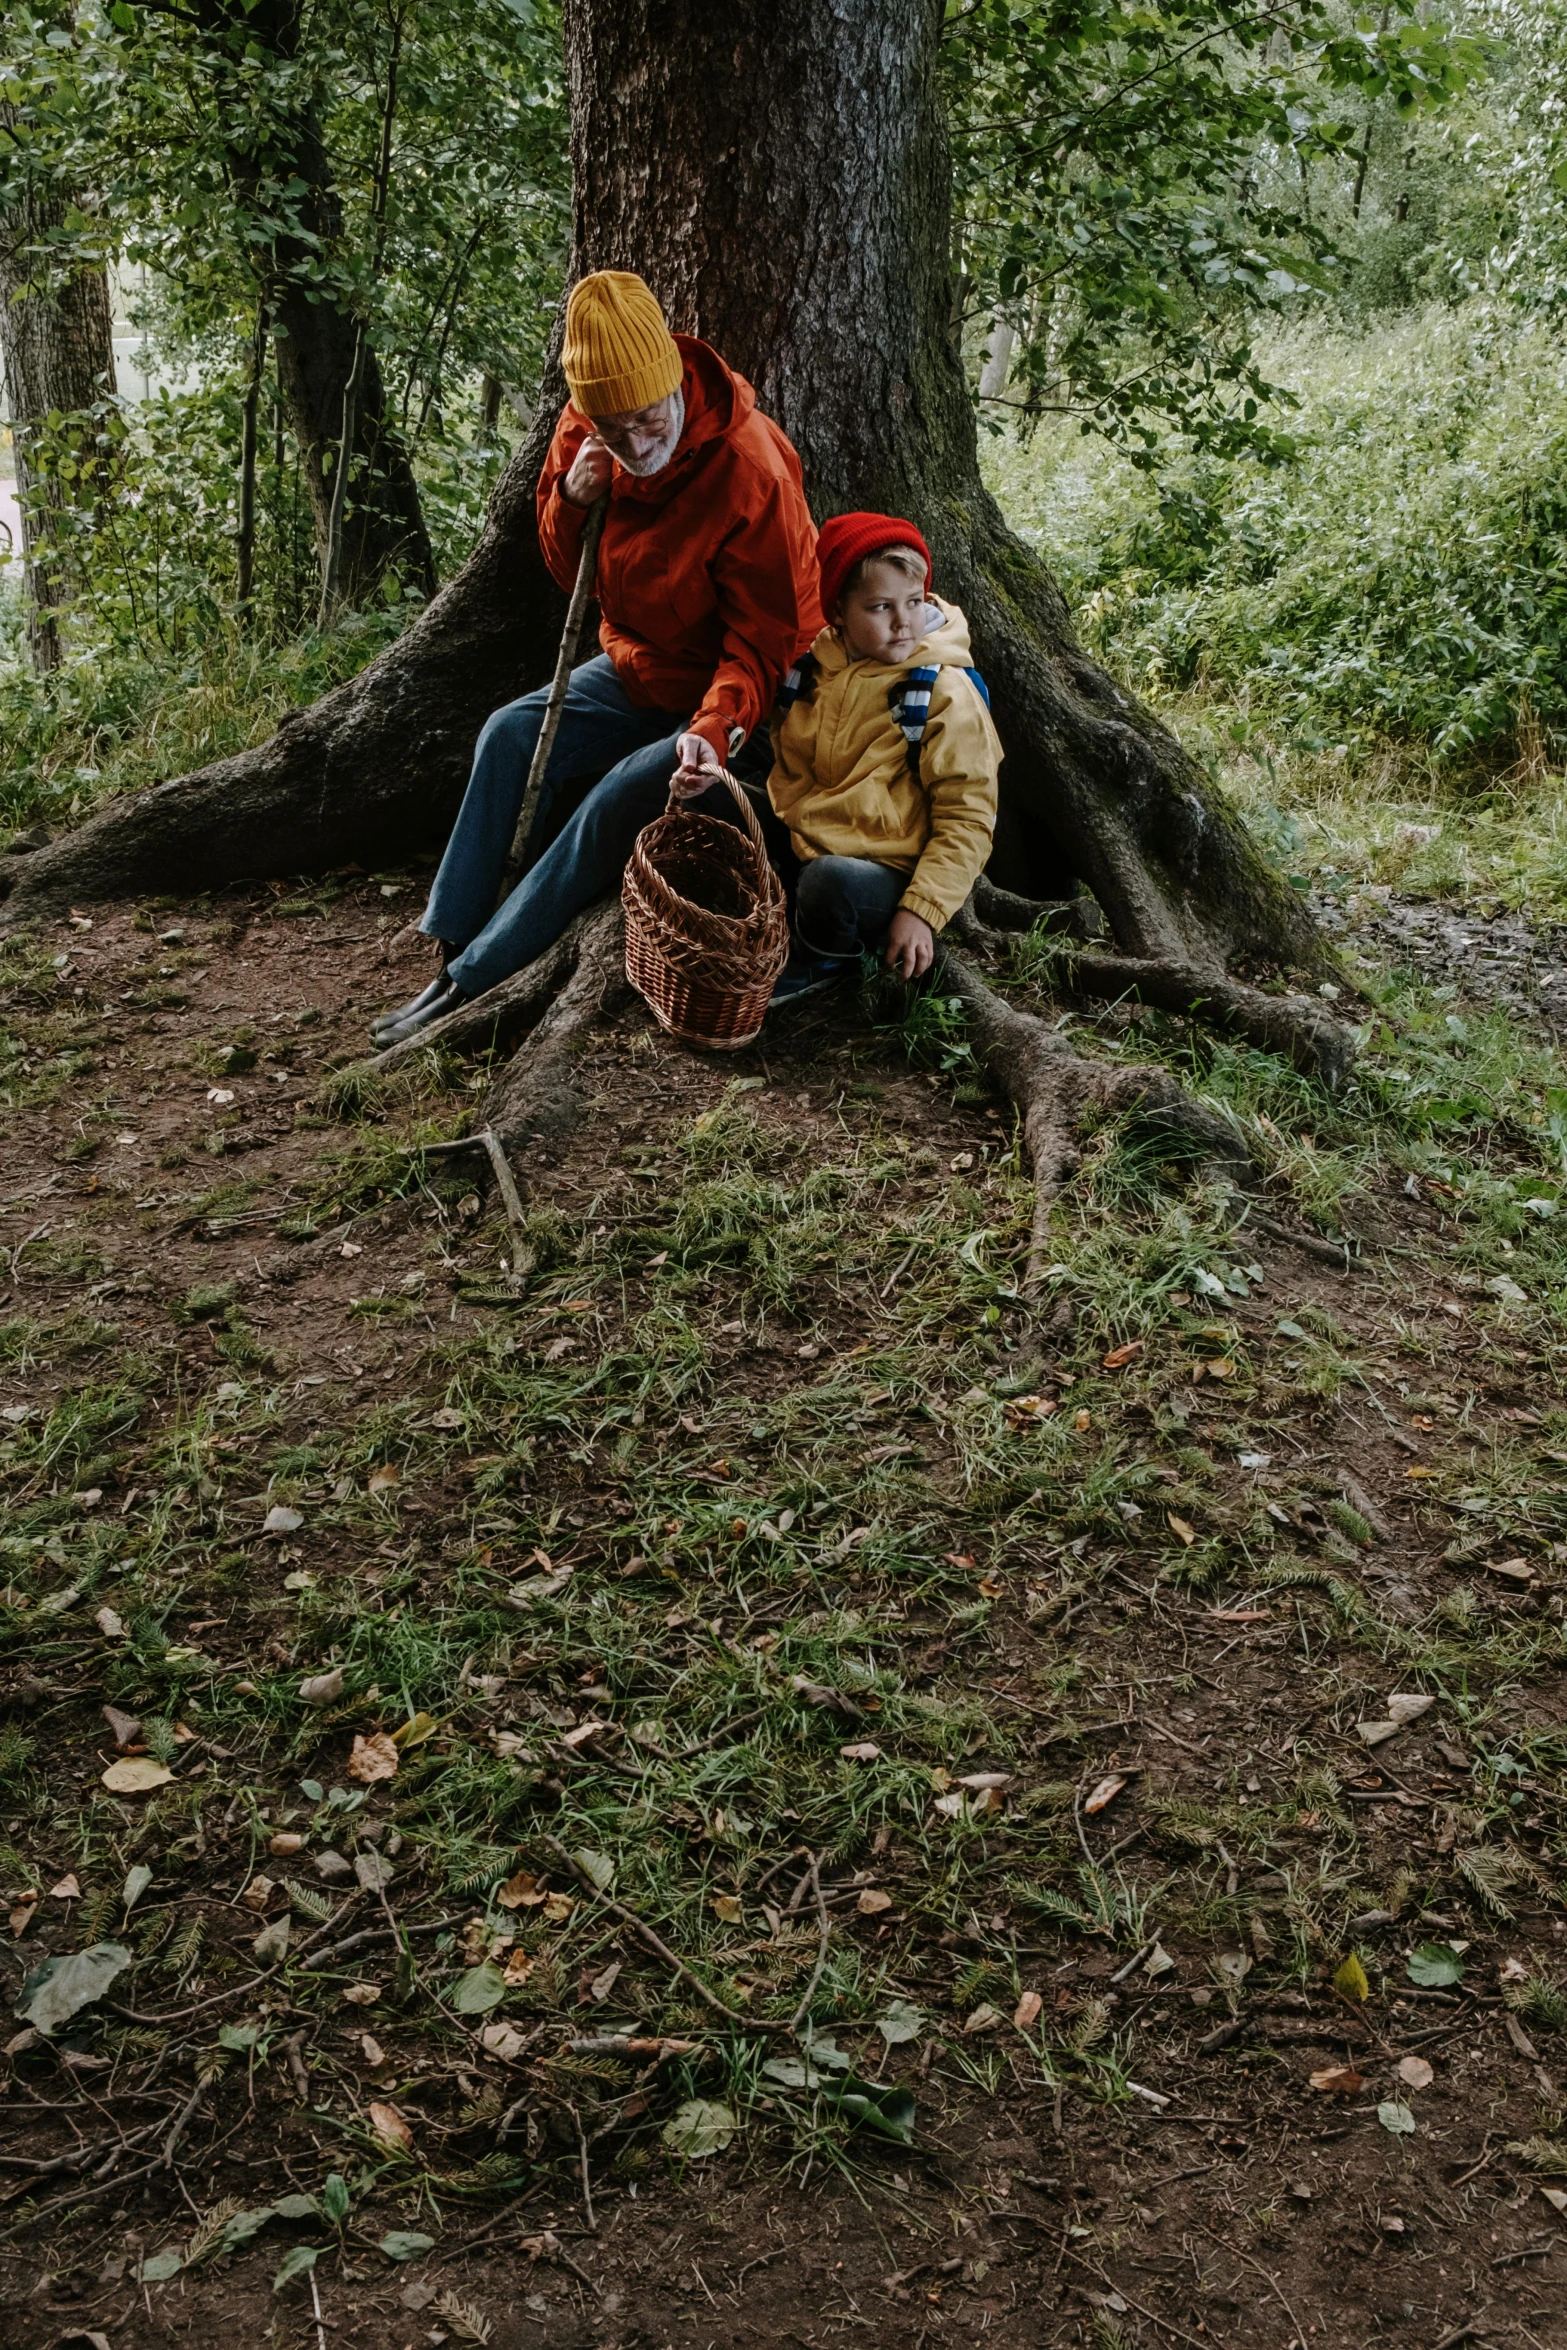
[817,511,932,624]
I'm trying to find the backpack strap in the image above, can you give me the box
[777,649,819,710]
[894,662,989,774]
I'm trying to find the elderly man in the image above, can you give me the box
[372,270,821,1046]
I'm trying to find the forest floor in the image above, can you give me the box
[3,850,1567,2350]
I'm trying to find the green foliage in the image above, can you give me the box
[947,0,1483,459]
[988,298,1567,770]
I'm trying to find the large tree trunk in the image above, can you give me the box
[0,0,1329,994]
[0,113,118,675]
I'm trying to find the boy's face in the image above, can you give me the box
[837,558,930,663]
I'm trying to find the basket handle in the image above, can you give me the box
[669,764,769,861]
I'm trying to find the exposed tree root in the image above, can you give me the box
[969,875,1105,941]
[951,881,1355,1086]
[1056,950,1355,1088]
[365,901,614,1076]
[937,941,1253,1285]
[485,901,631,1152]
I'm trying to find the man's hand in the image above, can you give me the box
[885,908,935,982]
[672,730,725,800]
[562,435,614,508]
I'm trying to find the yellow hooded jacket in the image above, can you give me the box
[766,598,1001,933]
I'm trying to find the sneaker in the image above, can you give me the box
[768,950,847,1006]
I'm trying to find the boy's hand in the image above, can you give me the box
[672,731,724,799]
[885,909,935,981]
[563,436,613,507]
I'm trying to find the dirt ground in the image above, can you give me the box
[3,864,1567,2350]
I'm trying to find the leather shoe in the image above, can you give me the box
[372,975,467,1049]
[372,971,454,1043]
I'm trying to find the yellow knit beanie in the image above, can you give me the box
[562,271,683,417]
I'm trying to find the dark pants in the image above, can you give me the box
[793,855,907,958]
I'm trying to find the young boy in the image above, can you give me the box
[767,511,1001,991]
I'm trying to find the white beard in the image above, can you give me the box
[615,388,686,477]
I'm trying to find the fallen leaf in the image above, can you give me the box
[1073,1408,1092,1431]
[1013,1989,1044,2030]
[48,1875,80,1901]
[965,2004,1004,2034]
[342,1981,381,2006]
[240,1874,274,1912]
[481,2020,527,2061]
[1397,2054,1434,2091]
[101,1758,173,1795]
[254,1918,290,1963]
[268,1833,305,1858]
[15,1942,132,2035]
[1386,1692,1435,1724]
[712,1893,743,1923]
[496,1871,548,1910]
[1083,1774,1126,1815]
[877,1998,924,2045]
[1167,1514,1197,1546]
[8,1906,37,1938]
[587,1959,622,2003]
[1309,2064,1366,2094]
[298,1667,345,1708]
[661,2097,738,2159]
[355,1850,394,1892]
[542,1891,574,1925]
[1541,2187,1567,2217]
[1377,2099,1417,2136]
[347,1732,399,1784]
[1408,1942,1466,1987]
[571,1848,614,1892]
[263,1505,304,1535]
[1334,1954,1371,2004]
[1101,1340,1144,1369]
[368,1465,400,1495]
[360,2033,385,2066]
[502,1948,534,1986]
[1498,1956,1530,1984]
[839,1741,881,1762]
[857,1889,894,1916]
[368,2100,415,2154]
[1358,1719,1401,1747]
[957,1771,1013,1791]
[390,1711,438,1751]
[94,1605,125,1639]
[102,1704,141,1747]
[122,1863,153,1913]
[1207,1607,1271,1623]
[451,1964,507,2015]
[1488,1557,1533,1584]
[1004,1393,1057,1424]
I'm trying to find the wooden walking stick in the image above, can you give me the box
[496,493,609,904]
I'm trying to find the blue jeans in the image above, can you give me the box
[423,655,695,998]
[793,856,907,958]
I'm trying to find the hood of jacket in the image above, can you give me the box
[806,597,976,678]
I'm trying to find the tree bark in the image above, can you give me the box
[0,111,118,674]
[0,0,1333,999]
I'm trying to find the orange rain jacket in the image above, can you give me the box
[537,336,822,764]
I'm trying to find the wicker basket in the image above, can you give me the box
[622,768,790,1049]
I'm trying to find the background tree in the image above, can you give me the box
[0,88,118,672]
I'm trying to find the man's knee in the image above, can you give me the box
[474,690,547,769]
